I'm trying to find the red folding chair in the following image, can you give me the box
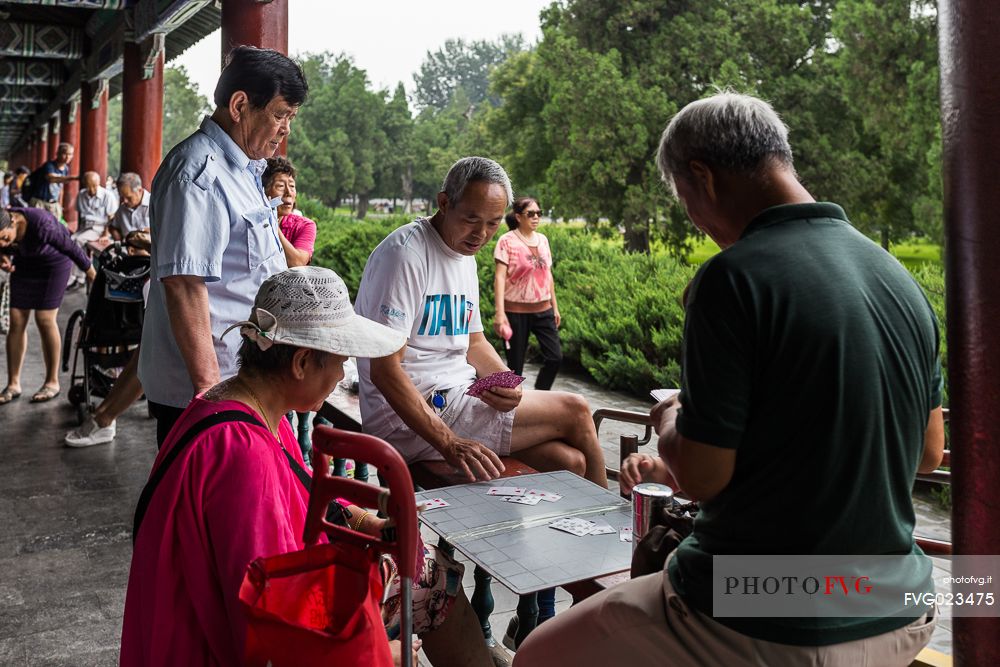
[239,426,418,667]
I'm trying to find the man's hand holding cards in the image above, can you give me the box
[467,370,525,412]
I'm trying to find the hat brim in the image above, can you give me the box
[278,313,407,359]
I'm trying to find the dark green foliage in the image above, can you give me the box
[310,210,695,398]
[309,208,948,403]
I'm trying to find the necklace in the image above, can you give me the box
[236,376,278,437]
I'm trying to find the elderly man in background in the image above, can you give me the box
[66,171,118,288]
[355,156,607,488]
[138,45,307,446]
[27,143,78,220]
[108,172,151,242]
[514,92,944,667]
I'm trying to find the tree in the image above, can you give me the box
[162,65,211,154]
[290,53,388,215]
[825,0,941,246]
[413,35,525,112]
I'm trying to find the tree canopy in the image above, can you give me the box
[128,2,944,252]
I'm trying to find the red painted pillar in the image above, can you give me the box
[61,99,82,229]
[80,79,109,183]
[939,0,1000,664]
[120,37,164,188]
[221,0,289,155]
[37,128,48,169]
[49,121,60,161]
[221,0,288,56]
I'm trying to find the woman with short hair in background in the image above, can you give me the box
[493,197,562,391]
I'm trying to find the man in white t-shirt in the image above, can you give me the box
[356,156,607,486]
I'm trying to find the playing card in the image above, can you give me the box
[525,489,562,502]
[650,388,681,403]
[487,486,526,496]
[504,494,542,505]
[587,520,616,536]
[419,498,450,511]
[467,371,526,398]
[619,526,633,542]
[549,517,596,536]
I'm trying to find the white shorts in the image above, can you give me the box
[385,381,515,463]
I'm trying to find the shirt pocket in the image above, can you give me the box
[242,207,280,270]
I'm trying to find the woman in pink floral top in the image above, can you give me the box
[264,156,317,267]
[493,197,562,391]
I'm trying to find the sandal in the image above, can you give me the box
[0,387,22,405]
[30,386,60,403]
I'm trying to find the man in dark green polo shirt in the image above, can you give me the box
[515,92,944,667]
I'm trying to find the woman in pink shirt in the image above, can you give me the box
[493,197,562,391]
[264,157,316,267]
[121,267,493,667]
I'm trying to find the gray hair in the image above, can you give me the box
[441,156,513,207]
[657,92,793,192]
[116,172,142,191]
[0,209,10,231]
[57,142,73,154]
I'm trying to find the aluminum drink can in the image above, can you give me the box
[631,483,675,551]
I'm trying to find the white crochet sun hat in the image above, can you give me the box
[222,266,406,358]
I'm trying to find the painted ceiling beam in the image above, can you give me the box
[0,0,132,8]
[0,59,64,86]
[0,22,85,59]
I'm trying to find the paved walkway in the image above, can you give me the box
[1,288,155,665]
[0,288,953,664]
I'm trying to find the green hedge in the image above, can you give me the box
[306,200,945,401]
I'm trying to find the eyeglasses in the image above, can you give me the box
[523,210,542,217]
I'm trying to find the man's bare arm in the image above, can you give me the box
[370,348,503,481]
[919,406,945,474]
[651,399,736,502]
[162,275,220,395]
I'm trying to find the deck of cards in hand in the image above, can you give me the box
[466,371,525,398]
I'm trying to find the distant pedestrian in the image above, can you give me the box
[493,197,562,390]
[0,208,95,405]
[26,143,79,221]
[10,166,31,208]
[0,172,12,209]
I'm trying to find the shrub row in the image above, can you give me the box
[303,198,946,402]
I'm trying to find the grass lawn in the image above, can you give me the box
[686,236,942,269]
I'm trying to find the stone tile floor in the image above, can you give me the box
[0,288,953,664]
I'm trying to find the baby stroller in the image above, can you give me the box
[62,242,150,424]
[240,426,418,667]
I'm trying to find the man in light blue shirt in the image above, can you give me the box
[138,46,308,446]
